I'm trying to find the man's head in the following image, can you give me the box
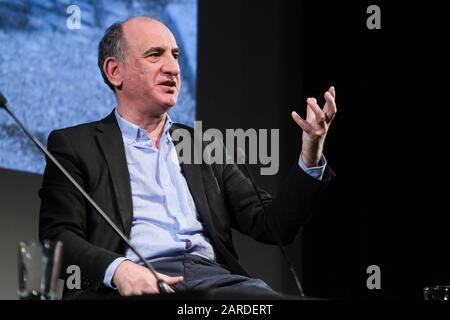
[98,17,180,114]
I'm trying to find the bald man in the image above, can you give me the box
[39,17,336,299]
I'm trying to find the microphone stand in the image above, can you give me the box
[0,91,172,294]
[237,148,305,297]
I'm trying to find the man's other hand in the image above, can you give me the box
[291,86,337,167]
[112,260,184,296]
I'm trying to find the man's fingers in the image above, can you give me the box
[307,98,326,124]
[291,111,312,133]
[329,86,336,99]
[166,276,184,286]
[141,283,159,295]
[121,283,158,296]
[157,273,184,285]
[323,90,337,122]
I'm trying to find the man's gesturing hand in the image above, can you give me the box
[112,260,184,296]
[291,86,337,167]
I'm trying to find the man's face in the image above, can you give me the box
[119,19,181,113]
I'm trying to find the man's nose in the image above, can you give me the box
[161,56,180,77]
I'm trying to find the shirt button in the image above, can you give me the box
[185,240,192,249]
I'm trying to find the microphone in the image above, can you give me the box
[237,148,305,297]
[0,91,7,108]
[0,91,172,294]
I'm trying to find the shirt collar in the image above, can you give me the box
[114,108,173,145]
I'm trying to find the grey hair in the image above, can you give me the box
[97,21,126,92]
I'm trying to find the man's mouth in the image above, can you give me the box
[158,80,177,88]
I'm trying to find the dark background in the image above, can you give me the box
[1,0,449,299]
[197,0,450,300]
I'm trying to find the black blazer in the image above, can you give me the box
[39,111,334,298]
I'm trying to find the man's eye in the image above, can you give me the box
[173,54,179,60]
[146,52,160,58]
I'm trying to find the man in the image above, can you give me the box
[39,16,337,299]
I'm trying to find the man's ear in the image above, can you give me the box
[103,57,123,88]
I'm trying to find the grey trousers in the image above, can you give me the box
[152,253,283,299]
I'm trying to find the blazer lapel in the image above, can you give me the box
[95,112,134,235]
[180,163,214,226]
[172,126,246,273]
[171,125,215,229]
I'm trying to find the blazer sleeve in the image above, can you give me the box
[218,152,335,246]
[39,130,121,290]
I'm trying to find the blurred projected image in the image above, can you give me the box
[0,0,197,174]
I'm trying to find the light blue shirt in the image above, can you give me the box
[103,109,326,288]
[298,153,327,180]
